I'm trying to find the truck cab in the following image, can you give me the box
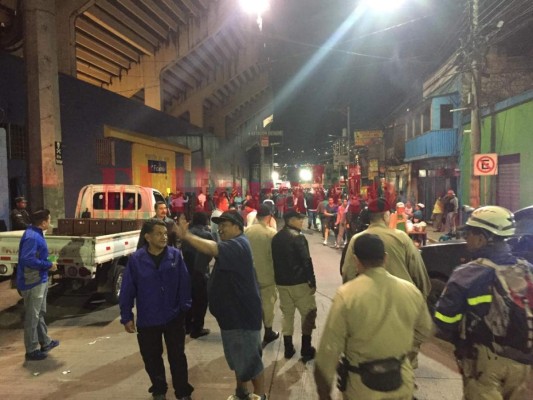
[75,184,166,219]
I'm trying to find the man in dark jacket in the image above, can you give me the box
[17,209,59,361]
[272,208,317,361]
[10,196,31,230]
[181,212,215,338]
[120,220,193,400]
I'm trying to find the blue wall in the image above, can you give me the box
[0,52,203,217]
[430,94,460,130]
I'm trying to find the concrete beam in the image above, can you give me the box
[56,0,95,76]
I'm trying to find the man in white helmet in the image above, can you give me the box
[434,206,533,399]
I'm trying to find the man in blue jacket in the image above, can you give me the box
[120,219,193,400]
[17,208,59,361]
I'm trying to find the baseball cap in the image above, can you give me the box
[283,208,306,220]
[257,204,272,217]
[15,196,27,203]
[353,234,385,261]
[211,210,244,229]
[367,198,391,213]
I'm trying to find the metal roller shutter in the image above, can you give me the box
[497,154,520,211]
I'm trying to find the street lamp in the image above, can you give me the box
[362,0,406,11]
[239,0,270,30]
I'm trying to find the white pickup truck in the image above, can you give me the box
[0,229,139,303]
[0,184,166,303]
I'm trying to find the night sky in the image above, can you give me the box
[262,0,463,165]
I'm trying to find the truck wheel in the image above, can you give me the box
[108,265,125,304]
[427,278,447,314]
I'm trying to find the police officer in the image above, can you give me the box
[315,234,433,399]
[10,196,31,230]
[271,208,317,361]
[341,198,430,298]
[434,206,533,399]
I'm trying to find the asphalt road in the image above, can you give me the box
[0,228,530,399]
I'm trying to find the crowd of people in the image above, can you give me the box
[12,187,533,400]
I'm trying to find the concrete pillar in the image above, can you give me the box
[189,97,205,128]
[0,128,9,228]
[143,58,162,110]
[24,0,65,223]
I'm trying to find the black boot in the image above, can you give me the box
[283,335,296,359]
[301,334,316,362]
[262,327,279,348]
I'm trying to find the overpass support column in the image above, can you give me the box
[189,97,205,128]
[24,0,65,221]
[143,58,162,110]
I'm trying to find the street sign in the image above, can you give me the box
[261,136,269,147]
[474,153,498,176]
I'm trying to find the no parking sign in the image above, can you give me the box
[474,153,498,176]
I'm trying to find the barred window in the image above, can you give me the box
[1,123,26,160]
[96,138,115,166]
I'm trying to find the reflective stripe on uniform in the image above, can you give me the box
[467,294,492,306]
[435,311,463,324]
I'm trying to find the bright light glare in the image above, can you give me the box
[363,0,405,11]
[239,0,270,15]
[271,171,279,181]
[299,168,312,182]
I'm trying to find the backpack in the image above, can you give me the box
[443,196,456,213]
[478,258,533,354]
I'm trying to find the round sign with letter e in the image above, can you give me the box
[474,153,498,176]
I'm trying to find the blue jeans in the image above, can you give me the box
[307,210,317,228]
[22,282,52,353]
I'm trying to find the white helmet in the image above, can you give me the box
[466,205,515,237]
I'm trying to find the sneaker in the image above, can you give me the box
[41,339,60,352]
[322,240,327,246]
[333,243,339,249]
[190,328,210,339]
[25,350,48,361]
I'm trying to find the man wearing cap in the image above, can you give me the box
[175,210,266,400]
[245,205,279,347]
[271,208,317,361]
[10,196,31,230]
[315,234,433,399]
[17,209,60,361]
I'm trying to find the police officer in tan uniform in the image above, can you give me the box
[315,234,433,400]
[342,198,430,297]
[245,205,279,347]
[272,208,317,361]
[342,198,430,369]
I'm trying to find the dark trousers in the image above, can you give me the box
[137,314,193,398]
[186,272,208,333]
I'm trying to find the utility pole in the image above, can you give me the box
[469,0,481,207]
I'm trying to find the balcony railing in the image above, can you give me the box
[404,128,458,162]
